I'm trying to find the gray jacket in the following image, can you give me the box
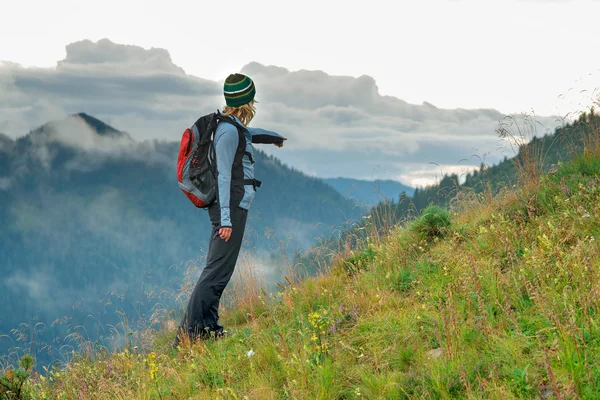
[214,116,284,227]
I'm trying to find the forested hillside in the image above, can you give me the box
[412,112,597,208]
[0,113,363,366]
[296,112,600,272]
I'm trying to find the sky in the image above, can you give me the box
[1,0,599,186]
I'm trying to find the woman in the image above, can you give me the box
[175,73,286,345]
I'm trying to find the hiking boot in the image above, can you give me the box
[172,326,228,346]
[214,328,230,339]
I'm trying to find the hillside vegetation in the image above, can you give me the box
[294,112,600,273]
[4,114,600,399]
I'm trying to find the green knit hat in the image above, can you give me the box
[223,73,256,107]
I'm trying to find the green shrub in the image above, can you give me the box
[409,205,451,240]
[342,246,377,276]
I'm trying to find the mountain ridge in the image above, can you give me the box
[74,112,129,138]
[28,112,133,140]
[324,177,414,207]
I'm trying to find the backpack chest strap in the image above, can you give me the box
[232,179,262,191]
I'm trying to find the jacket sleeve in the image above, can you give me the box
[248,127,285,144]
[214,123,240,228]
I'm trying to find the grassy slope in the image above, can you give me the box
[11,153,600,399]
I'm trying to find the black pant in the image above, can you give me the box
[178,202,248,339]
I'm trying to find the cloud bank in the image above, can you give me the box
[0,39,562,185]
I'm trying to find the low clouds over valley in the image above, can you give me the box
[0,38,561,186]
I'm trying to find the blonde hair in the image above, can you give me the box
[223,100,257,127]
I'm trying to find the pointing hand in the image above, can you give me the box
[274,138,287,148]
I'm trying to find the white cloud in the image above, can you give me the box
[397,163,481,187]
[29,116,132,151]
[0,69,68,136]
[58,39,186,75]
[4,268,73,311]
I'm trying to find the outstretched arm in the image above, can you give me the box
[248,127,286,146]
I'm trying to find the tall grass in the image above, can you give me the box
[581,107,600,158]
[496,112,556,187]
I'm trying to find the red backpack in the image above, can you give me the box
[177,111,242,208]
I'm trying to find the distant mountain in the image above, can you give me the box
[73,112,131,138]
[0,114,364,365]
[325,178,414,207]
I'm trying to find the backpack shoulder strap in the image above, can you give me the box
[215,111,244,130]
[191,112,221,145]
[215,111,246,155]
